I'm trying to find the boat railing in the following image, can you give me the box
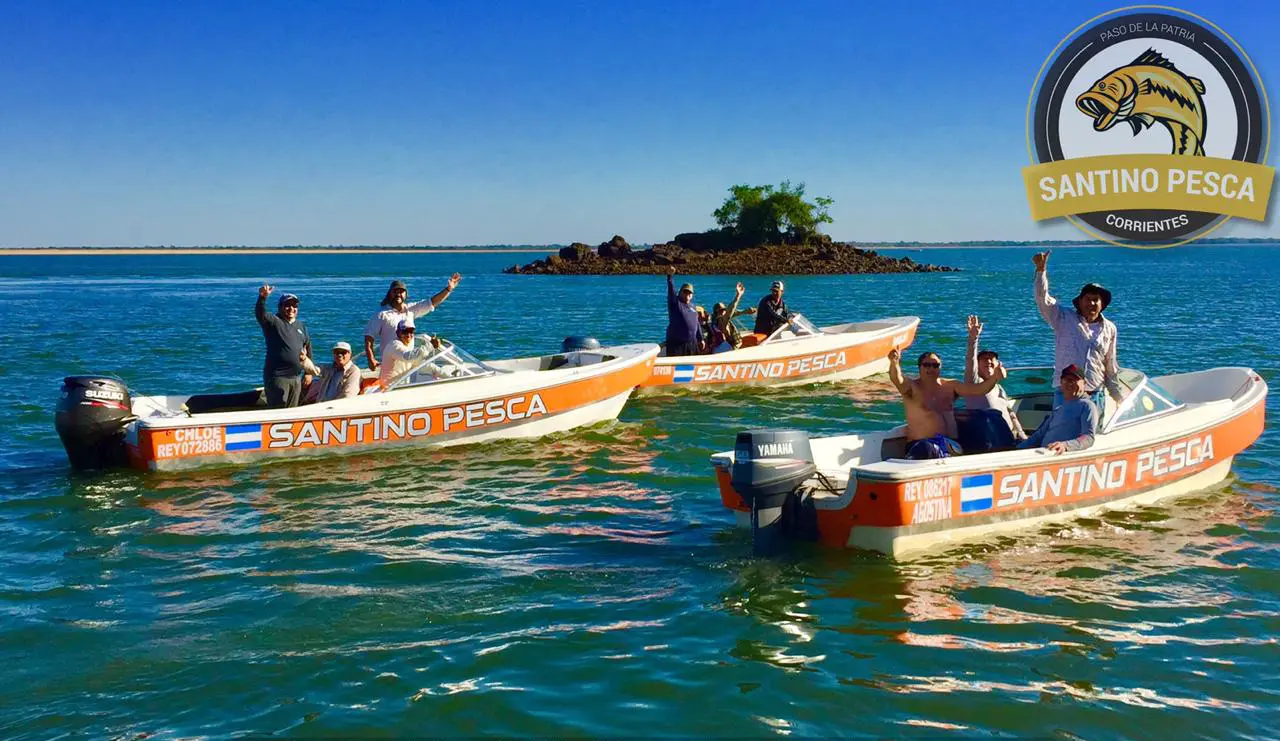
[756,313,823,345]
[382,339,506,392]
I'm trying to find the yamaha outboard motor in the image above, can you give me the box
[561,336,602,353]
[54,376,134,470]
[730,429,818,555]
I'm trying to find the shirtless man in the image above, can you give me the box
[887,347,1006,459]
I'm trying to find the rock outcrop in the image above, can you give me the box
[504,234,957,275]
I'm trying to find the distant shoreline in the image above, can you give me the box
[0,248,547,256]
[2,239,1277,256]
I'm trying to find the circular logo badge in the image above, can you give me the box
[1025,6,1272,248]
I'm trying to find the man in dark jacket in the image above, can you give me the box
[753,280,792,336]
[256,284,312,408]
[664,268,702,356]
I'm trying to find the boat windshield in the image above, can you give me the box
[1000,366,1184,434]
[1104,367,1184,432]
[756,313,823,343]
[382,340,501,391]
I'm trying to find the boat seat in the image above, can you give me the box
[880,436,909,460]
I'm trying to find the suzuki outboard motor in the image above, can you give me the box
[54,376,134,470]
[730,429,817,555]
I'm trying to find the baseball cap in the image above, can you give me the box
[333,341,352,352]
[397,319,415,333]
[277,293,299,309]
[1060,364,1084,380]
[771,280,784,291]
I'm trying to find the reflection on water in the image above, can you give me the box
[2,247,1279,737]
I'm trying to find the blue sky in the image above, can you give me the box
[1,0,1276,247]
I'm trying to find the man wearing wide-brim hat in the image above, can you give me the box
[363,273,462,372]
[1032,250,1120,415]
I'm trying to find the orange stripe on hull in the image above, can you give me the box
[642,323,916,388]
[714,397,1265,550]
[129,356,654,470]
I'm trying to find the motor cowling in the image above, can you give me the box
[54,376,134,470]
[730,429,817,555]
[561,336,602,353]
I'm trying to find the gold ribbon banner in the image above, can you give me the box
[1023,154,1275,221]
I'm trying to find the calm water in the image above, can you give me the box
[1,246,1278,739]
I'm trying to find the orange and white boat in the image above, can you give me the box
[55,340,658,472]
[641,314,919,390]
[711,365,1267,557]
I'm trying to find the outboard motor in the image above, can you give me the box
[561,336,602,353]
[730,429,818,555]
[54,376,134,470]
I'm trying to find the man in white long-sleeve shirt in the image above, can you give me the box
[379,320,437,390]
[364,274,461,371]
[1032,250,1121,415]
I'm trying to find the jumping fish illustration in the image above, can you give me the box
[1075,48,1207,155]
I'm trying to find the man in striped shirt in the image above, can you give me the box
[1032,250,1121,417]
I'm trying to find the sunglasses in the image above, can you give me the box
[920,361,941,369]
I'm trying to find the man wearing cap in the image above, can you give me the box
[754,280,793,336]
[363,273,461,371]
[1018,364,1099,454]
[379,320,437,389]
[664,268,702,357]
[255,284,312,408]
[1032,251,1120,415]
[301,341,362,403]
[961,314,1027,447]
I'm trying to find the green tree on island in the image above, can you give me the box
[712,181,833,247]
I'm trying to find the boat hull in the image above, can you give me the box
[713,370,1266,557]
[125,345,657,472]
[640,316,917,390]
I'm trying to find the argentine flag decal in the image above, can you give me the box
[959,473,994,513]
[672,365,696,383]
[224,424,263,451]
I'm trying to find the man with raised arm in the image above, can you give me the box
[709,282,757,353]
[664,267,702,357]
[887,347,1006,460]
[1032,250,1120,413]
[255,285,312,409]
[364,273,461,371]
[962,314,1027,444]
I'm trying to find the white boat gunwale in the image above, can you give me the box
[131,341,660,430]
[710,365,1265,486]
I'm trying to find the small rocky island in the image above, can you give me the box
[503,234,958,275]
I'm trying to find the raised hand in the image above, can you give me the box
[735,281,745,295]
[447,272,462,290]
[887,347,900,364]
[1032,251,1050,270]
[967,314,983,339]
[666,266,676,277]
[993,363,1008,382]
[259,284,273,299]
